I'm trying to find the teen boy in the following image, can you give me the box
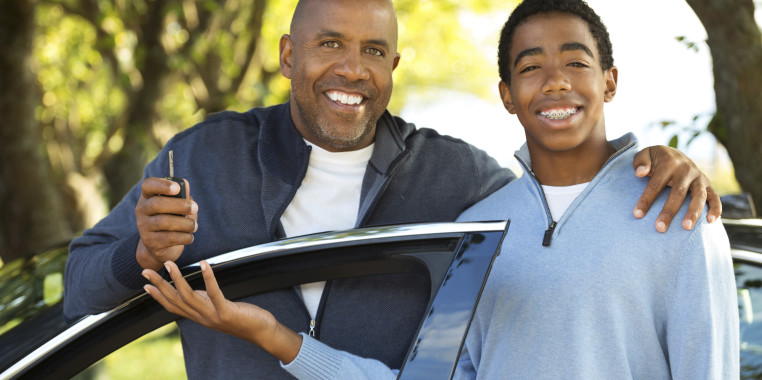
[455,0,738,378]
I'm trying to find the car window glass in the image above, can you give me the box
[736,260,762,379]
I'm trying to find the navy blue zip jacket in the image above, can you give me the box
[63,102,515,379]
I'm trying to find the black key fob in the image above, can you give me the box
[165,150,186,199]
[165,176,186,199]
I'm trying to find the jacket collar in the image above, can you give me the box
[514,132,639,175]
[368,110,409,175]
[257,103,411,234]
[259,104,408,181]
[259,103,310,186]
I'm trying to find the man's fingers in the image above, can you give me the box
[144,284,191,319]
[147,262,201,319]
[141,177,182,198]
[681,189,705,230]
[200,261,228,310]
[142,270,191,319]
[139,196,198,219]
[656,180,691,232]
[706,185,722,223]
[164,261,204,306]
[142,213,197,234]
[183,178,192,199]
[632,147,652,178]
[634,170,670,219]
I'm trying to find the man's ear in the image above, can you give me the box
[392,52,400,71]
[498,81,517,114]
[604,66,618,103]
[279,34,293,79]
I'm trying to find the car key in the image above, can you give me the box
[165,150,186,199]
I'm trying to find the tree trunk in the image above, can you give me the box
[0,0,72,262]
[687,0,762,213]
[103,1,170,207]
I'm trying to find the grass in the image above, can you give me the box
[74,324,186,380]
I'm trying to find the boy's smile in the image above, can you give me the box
[539,107,579,120]
[499,11,618,185]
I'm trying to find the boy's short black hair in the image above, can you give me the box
[498,0,614,85]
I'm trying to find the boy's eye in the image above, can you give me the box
[569,62,589,68]
[519,65,539,74]
[322,41,341,48]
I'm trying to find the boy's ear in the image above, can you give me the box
[498,81,517,114]
[603,66,618,102]
[280,34,294,79]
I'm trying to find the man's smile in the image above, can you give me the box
[325,90,365,106]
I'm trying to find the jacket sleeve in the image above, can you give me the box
[665,218,739,379]
[63,151,168,321]
[282,334,398,380]
[453,344,477,380]
[467,144,515,205]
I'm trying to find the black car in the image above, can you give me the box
[0,221,509,380]
[2,196,761,379]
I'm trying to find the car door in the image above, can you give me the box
[726,218,762,379]
[0,221,509,380]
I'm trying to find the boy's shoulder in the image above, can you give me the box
[457,175,532,222]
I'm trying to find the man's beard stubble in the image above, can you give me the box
[295,97,377,151]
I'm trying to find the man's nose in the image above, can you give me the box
[334,50,371,81]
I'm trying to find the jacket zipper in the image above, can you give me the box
[307,280,331,340]
[542,221,557,247]
[269,145,312,240]
[356,150,410,227]
[515,139,637,247]
[266,144,324,337]
[516,158,557,247]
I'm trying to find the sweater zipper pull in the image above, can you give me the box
[542,221,556,247]
[309,320,316,337]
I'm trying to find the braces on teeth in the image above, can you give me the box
[540,108,577,120]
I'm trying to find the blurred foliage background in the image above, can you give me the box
[0,0,514,265]
[1,0,760,264]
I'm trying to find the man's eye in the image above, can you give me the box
[322,41,341,48]
[366,47,384,57]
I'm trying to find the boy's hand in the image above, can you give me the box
[135,178,198,271]
[632,145,721,232]
[142,260,303,364]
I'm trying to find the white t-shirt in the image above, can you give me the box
[280,141,374,319]
[541,182,589,222]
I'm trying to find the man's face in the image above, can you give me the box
[499,12,617,157]
[280,0,400,152]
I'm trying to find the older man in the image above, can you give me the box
[64,0,720,378]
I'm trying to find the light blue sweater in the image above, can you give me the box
[455,133,738,379]
[283,134,739,379]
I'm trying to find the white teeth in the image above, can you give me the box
[540,108,578,120]
[328,91,363,105]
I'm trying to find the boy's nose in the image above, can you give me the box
[542,69,571,94]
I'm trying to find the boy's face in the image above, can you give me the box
[499,12,617,156]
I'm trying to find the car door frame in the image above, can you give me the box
[1,221,509,380]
